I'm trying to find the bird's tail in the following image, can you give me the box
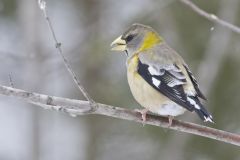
[187,96,214,123]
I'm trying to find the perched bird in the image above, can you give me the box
[111,23,213,125]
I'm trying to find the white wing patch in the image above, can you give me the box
[148,65,186,88]
[185,90,196,96]
[148,66,164,75]
[152,77,161,87]
[168,70,185,80]
[187,97,200,109]
[167,79,185,87]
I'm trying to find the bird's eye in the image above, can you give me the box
[125,34,134,42]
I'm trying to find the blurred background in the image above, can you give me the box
[0,0,240,159]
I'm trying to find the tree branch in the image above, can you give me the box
[0,85,239,146]
[179,0,240,34]
[37,0,95,105]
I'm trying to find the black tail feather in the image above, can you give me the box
[188,96,214,123]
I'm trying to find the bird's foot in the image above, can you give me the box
[167,115,174,127]
[134,108,149,124]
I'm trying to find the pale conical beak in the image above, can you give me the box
[110,35,127,51]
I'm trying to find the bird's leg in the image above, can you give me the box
[134,108,149,123]
[167,115,174,127]
[141,109,148,122]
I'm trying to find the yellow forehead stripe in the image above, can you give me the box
[138,31,162,52]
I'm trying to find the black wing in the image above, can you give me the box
[184,65,207,100]
[137,60,213,122]
[137,60,195,112]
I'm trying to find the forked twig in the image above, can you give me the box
[37,0,96,107]
[180,0,240,34]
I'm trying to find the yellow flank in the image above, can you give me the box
[138,31,162,52]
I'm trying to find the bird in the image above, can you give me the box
[110,23,214,126]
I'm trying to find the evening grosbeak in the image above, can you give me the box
[111,23,213,125]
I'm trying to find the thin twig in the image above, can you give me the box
[37,0,95,106]
[179,0,240,34]
[8,74,14,88]
[0,85,239,147]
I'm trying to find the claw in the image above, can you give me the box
[167,115,174,127]
[134,108,149,124]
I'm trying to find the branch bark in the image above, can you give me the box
[0,85,239,147]
[179,0,240,34]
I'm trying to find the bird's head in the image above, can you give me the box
[111,23,163,57]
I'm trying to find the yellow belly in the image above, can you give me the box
[127,55,186,116]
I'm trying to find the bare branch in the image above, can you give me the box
[37,0,95,105]
[179,0,240,34]
[0,85,239,146]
